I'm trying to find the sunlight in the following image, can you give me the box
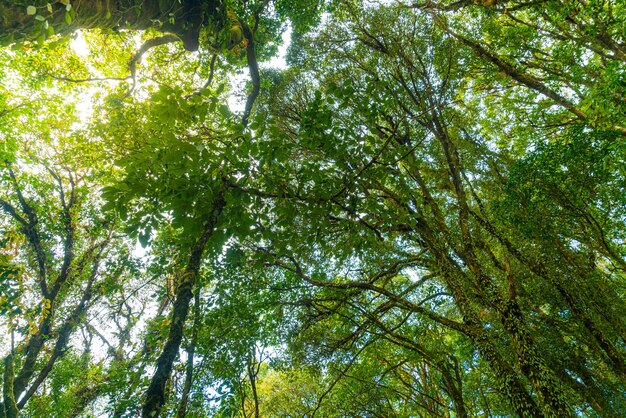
[70,30,89,57]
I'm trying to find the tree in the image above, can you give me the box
[239,2,625,415]
[1,0,221,51]
[1,0,625,417]
[0,84,132,417]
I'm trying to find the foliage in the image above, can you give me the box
[0,1,625,417]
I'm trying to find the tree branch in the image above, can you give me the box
[241,20,261,127]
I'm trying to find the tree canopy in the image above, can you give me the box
[0,0,625,417]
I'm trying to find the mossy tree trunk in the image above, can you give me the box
[0,0,224,51]
[142,189,225,418]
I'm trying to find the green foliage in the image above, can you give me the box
[502,127,625,244]
[25,354,104,418]
[1,1,625,417]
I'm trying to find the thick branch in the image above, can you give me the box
[5,166,48,294]
[174,289,201,418]
[431,14,587,121]
[241,20,261,127]
[2,355,18,418]
[129,35,182,92]
[272,254,468,334]
[17,258,100,409]
[0,1,221,52]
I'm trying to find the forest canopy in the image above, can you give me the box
[0,0,625,417]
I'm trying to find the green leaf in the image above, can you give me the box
[138,229,151,248]
[218,104,230,118]
[26,5,36,15]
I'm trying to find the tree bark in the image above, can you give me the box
[174,289,201,418]
[246,349,260,418]
[0,0,224,52]
[2,354,18,418]
[17,260,101,409]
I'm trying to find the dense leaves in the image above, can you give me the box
[1,0,625,417]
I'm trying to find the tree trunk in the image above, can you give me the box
[175,289,201,418]
[11,318,52,401]
[2,354,18,418]
[17,265,100,409]
[246,350,260,418]
[0,0,224,51]
[500,301,573,417]
[440,360,468,418]
[142,189,225,418]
